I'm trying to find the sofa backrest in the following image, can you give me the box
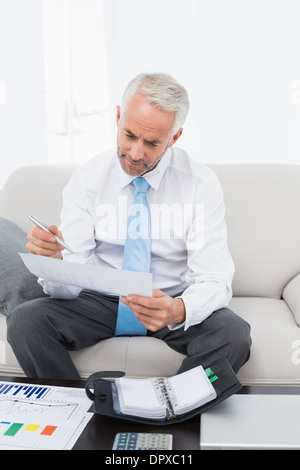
[211,164,300,299]
[1,163,299,299]
[0,164,75,234]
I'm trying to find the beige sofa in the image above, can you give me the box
[1,163,300,385]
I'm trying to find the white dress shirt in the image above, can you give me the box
[40,147,234,330]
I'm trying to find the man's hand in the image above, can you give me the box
[120,289,186,331]
[26,225,64,259]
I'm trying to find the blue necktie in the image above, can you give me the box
[115,177,151,336]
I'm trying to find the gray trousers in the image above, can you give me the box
[7,289,251,380]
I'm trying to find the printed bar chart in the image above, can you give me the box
[1,421,56,437]
[0,381,93,449]
[0,383,49,400]
[0,417,90,449]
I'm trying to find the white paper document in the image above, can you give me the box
[0,380,93,450]
[19,252,153,297]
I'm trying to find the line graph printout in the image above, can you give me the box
[0,381,93,450]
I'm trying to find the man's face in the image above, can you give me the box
[116,93,182,177]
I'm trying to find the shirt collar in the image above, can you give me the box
[119,148,172,190]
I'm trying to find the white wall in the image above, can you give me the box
[103,0,300,165]
[1,0,300,192]
[0,0,47,189]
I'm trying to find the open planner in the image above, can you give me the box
[113,366,216,420]
[85,358,242,425]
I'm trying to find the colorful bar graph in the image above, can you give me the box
[1,422,57,437]
[0,381,91,449]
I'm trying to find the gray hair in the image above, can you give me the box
[121,73,190,134]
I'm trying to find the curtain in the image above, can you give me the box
[103,0,300,164]
[1,0,300,190]
[0,0,47,188]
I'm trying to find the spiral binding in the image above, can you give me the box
[155,377,176,419]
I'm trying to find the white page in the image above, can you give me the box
[116,378,161,409]
[0,380,93,450]
[19,253,152,297]
[166,366,216,407]
[0,380,92,424]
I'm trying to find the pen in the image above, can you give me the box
[28,214,73,253]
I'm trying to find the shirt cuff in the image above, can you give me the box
[38,278,82,299]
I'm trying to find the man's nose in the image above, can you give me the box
[130,140,145,160]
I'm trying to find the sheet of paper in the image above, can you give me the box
[19,252,153,297]
[0,381,93,450]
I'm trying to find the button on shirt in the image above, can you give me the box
[39,147,235,331]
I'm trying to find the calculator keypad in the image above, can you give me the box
[114,432,172,450]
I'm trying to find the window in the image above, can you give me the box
[43,0,112,165]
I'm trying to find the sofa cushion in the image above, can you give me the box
[230,297,300,385]
[212,164,300,299]
[0,217,47,316]
[70,336,186,379]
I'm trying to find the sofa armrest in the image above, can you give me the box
[282,274,300,327]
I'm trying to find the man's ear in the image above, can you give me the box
[116,105,121,126]
[169,128,183,148]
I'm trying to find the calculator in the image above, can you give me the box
[112,432,173,450]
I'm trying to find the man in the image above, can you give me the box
[7,73,251,379]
